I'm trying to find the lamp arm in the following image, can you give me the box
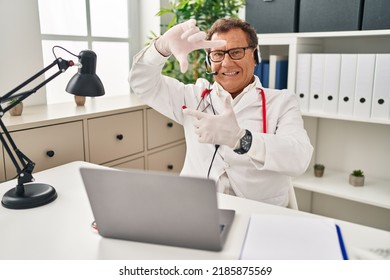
[0,58,74,113]
[0,57,74,189]
[0,121,34,191]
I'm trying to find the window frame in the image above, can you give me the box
[39,0,140,102]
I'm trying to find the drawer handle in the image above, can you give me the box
[116,134,124,140]
[167,122,173,128]
[167,164,174,170]
[46,150,55,158]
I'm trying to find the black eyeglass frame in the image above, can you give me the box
[207,46,254,63]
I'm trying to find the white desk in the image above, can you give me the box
[1,161,389,260]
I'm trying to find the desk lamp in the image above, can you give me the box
[0,46,105,209]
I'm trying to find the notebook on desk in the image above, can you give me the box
[79,167,235,252]
[240,214,348,260]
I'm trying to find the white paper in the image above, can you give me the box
[240,214,344,260]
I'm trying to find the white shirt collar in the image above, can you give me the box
[213,76,261,105]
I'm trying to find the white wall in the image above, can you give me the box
[0,0,46,106]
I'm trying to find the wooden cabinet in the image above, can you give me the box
[108,156,145,171]
[144,108,186,173]
[87,110,144,164]
[0,95,186,183]
[259,30,390,230]
[146,108,184,149]
[147,143,186,173]
[99,108,186,173]
[4,121,84,180]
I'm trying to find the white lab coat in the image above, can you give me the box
[129,44,313,207]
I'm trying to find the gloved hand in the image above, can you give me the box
[155,19,226,73]
[183,95,245,148]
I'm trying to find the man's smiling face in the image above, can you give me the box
[210,28,257,98]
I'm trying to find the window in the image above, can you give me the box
[38,0,137,104]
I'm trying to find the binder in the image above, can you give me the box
[275,60,288,90]
[338,54,357,116]
[353,54,376,118]
[371,54,390,120]
[269,55,288,89]
[295,53,311,112]
[261,60,270,88]
[254,63,262,81]
[240,214,348,260]
[309,54,325,113]
[323,54,341,114]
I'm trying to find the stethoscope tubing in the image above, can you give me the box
[195,87,267,133]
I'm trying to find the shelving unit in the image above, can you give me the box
[293,169,390,209]
[258,30,390,231]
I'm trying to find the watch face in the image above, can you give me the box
[241,134,252,151]
[234,130,252,155]
[235,130,252,154]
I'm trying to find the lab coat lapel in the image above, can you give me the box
[202,84,227,115]
[233,88,262,115]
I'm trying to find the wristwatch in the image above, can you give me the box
[234,129,252,154]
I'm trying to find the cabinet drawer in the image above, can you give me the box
[88,110,144,164]
[110,157,145,171]
[146,108,184,149]
[147,143,186,173]
[4,121,84,179]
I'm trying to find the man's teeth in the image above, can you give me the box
[223,71,239,76]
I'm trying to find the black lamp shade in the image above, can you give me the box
[66,50,105,96]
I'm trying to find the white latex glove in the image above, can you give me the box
[183,95,245,148]
[155,19,226,73]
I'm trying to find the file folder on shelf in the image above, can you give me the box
[323,54,341,114]
[261,60,270,88]
[309,54,325,113]
[338,54,358,117]
[240,214,348,260]
[295,54,311,112]
[269,55,288,90]
[254,63,262,82]
[255,60,270,88]
[371,54,390,120]
[353,54,376,118]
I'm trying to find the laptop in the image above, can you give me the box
[79,167,235,252]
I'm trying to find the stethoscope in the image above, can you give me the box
[186,86,267,178]
[191,86,267,133]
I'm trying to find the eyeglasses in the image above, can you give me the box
[208,47,253,63]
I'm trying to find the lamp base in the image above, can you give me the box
[1,183,57,209]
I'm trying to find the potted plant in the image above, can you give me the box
[155,0,246,83]
[8,98,23,116]
[349,169,365,187]
[314,164,325,177]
